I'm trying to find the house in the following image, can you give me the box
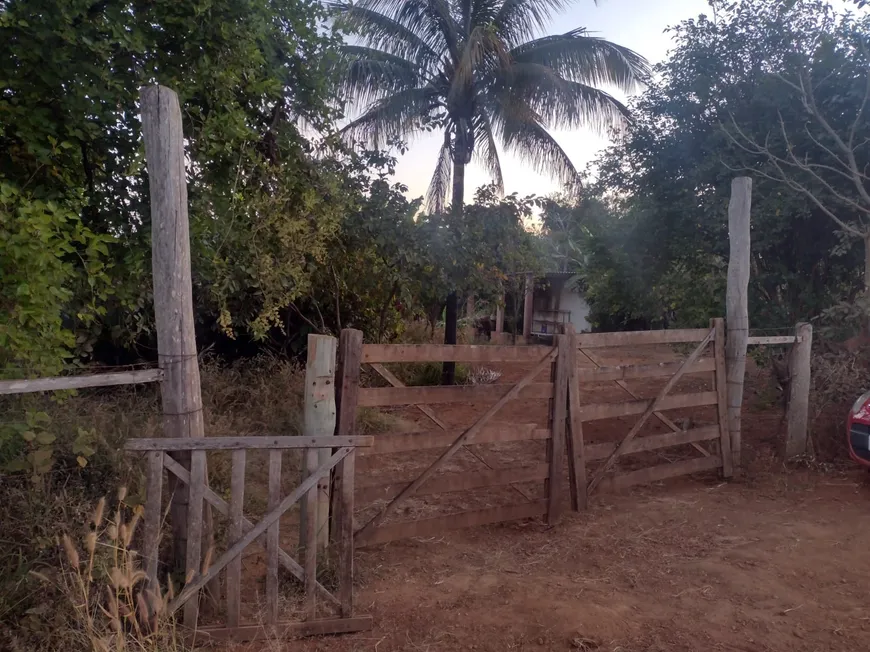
[489,272,591,341]
[528,272,591,336]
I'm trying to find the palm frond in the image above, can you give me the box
[355,0,460,62]
[329,2,440,66]
[512,29,651,90]
[473,112,504,196]
[340,86,441,149]
[426,133,454,213]
[494,62,631,133]
[492,100,581,195]
[449,25,510,108]
[337,45,421,107]
[493,0,577,46]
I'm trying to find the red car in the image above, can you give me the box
[848,391,870,467]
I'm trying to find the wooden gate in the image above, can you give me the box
[124,435,373,642]
[566,319,733,508]
[334,330,572,546]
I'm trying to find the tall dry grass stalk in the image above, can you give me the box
[34,490,188,652]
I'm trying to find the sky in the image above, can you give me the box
[390,0,715,203]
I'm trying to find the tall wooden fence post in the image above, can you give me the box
[726,177,751,472]
[330,330,363,563]
[141,85,210,603]
[300,334,338,555]
[785,322,813,457]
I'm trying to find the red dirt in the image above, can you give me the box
[245,347,870,652]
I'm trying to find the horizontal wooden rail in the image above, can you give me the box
[192,617,373,643]
[584,425,720,461]
[595,455,721,494]
[358,382,554,407]
[0,368,163,395]
[359,423,550,456]
[747,336,799,345]
[124,436,373,451]
[574,391,718,422]
[575,329,711,348]
[359,500,547,546]
[575,359,716,383]
[356,464,549,504]
[361,344,554,364]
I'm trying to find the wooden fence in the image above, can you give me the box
[568,319,733,508]
[335,330,570,546]
[334,319,735,545]
[123,436,373,643]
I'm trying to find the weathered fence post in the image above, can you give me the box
[141,85,210,609]
[522,273,534,342]
[726,177,751,472]
[785,322,813,457]
[300,334,338,555]
[330,329,362,562]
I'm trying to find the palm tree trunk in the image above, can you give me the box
[442,161,466,384]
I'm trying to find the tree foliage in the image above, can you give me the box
[544,0,869,331]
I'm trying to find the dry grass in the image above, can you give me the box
[0,356,314,651]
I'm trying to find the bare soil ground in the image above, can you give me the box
[243,346,870,652]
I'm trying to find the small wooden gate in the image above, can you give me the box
[566,319,733,508]
[125,435,373,642]
[334,330,573,546]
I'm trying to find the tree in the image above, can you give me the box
[557,0,867,331]
[330,0,650,380]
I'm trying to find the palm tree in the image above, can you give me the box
[331,0,650,380]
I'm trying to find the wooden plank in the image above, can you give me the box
[360,344,554,364]
[547,334,571,525]
[161,454,340,609]
[332,330,363,556]
[356,464,550,504]
[183,449,206,628]
[713,319,734,477]
[573,391,718,421]
[576,347,712,458]
[726,177,752,473]
[574,359,715,383]
[301,335,337,555]
[358,382,554,407]
[0,369,163,396]
[124,436,373,451]
[584,425,721,461]
[747,335,798,345]
[587,329,715,494]
[191,616,373,643]
[359,423,550,456]
[337,451,355,618]
[266,450,281,625]
[360,501,547,547]
[167,447,353,615]
[595,455,722,494]
[566,325,588,511]
[226,450,245,628]
[355,349,557,544]
[303,448,317,619]
[785,323,813,458]
[143,451,163,592]
[574,329,710,348]
[369,363,450,430]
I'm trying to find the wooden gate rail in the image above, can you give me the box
[125,435,373,642]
